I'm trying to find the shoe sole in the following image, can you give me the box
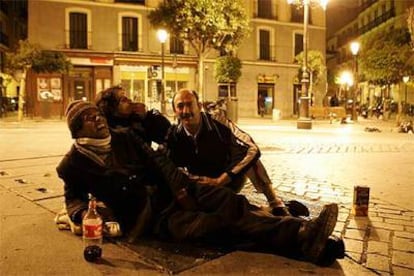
[307,203,338,262]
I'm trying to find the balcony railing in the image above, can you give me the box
[359,0,378,13]
[258,45,276,62]
[359,8,395,35]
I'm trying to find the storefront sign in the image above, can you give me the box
[257,74,278,84]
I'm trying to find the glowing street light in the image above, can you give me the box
[350,41,360,121]
[339,70,354,87]
[157,29,168,114]
[287,0,328,129]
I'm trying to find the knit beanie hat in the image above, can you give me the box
[65,100,97,138]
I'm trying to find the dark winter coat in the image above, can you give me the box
[56,129,173,232]
[166,112,260,191]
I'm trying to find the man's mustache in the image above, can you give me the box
[179,113,193,119]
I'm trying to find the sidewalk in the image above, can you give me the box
[1,116,413,275]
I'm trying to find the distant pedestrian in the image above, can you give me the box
[258,94,265,117]
[330,94,339,107]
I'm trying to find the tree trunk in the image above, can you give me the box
[198,55,205,101]
[17,68,27,121]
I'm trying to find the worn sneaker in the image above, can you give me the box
[299,203,338,263]
[54,208,82,235]
[271,206,292,216]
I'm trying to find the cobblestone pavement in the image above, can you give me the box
[238,140,414,275]
[260,142,414,154]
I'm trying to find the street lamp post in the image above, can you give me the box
[157,29,168,115]
[288,0,328,130]
[350,41,360,121]
[401,76,410,113]
[403,76,409,104]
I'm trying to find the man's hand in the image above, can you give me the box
[191,172,231,187]
[176,188,198,210]
[131,102,147,116]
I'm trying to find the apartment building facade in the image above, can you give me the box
[27,0,327,119]
[326,0,413,108]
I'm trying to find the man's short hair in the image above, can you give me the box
[172,88,200,111]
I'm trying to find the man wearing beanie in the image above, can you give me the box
[57,100,343,266]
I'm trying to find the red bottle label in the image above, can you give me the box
[83,224,102,239]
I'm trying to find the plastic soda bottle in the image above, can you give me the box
[82,194,103,262]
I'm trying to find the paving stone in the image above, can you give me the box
[344,238,364,253]
[394,231,414,239]
[345,229,366,240]
[348,218,369,230]
[334,221,346,233]
[339,197,353,205]
[368,215,384,223]
[404,211,414,217]
[275,185,293,193]
[406,226,414,232]
[346,252,362,263]
[366,254,391,273]
[375,205,404,214]
[319,195,341,203]
[369,228,391,242]
[380,213,412,221]
[392,251,414,269]
[392,237,414,252]
[370,221,404,231]
[392,265,414,275]
[303,192,320,201]
[303,186,319,193]
[385,218,414,227]
[337,212,349,222]
[367,241,389,256]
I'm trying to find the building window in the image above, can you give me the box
[65,8,91,49]
[259,29,270,60]
[290,6,311,24]
[294,33,303,59]
[170,35,184,54]
[69,12,87,49]
[118,12,142,52]
[257,0,273,19]
[122,17,138,51]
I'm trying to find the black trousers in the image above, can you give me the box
[164,184,304,257]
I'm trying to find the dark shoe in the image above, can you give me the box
[285,200,310,217]
[315,235,345,266]
[299,203,338,263]
[271,206,291,216]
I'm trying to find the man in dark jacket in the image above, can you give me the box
[167,89,304,216]
[57,100,343,266]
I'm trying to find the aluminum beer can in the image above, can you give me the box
[352,186,370,216]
